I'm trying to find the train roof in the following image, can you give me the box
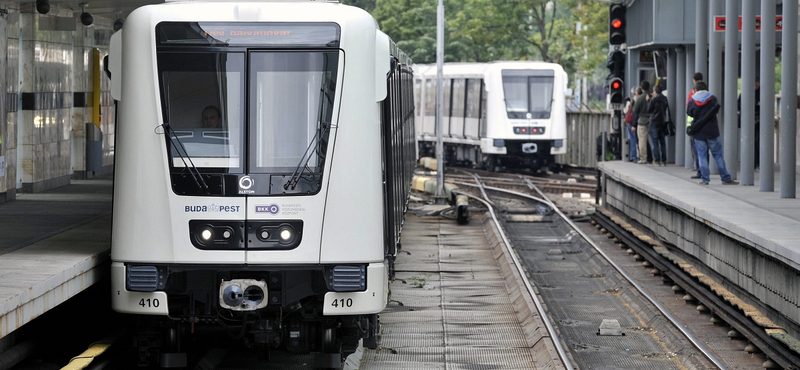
[414,61,565,79]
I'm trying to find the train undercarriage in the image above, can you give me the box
[125,267,380,369]
[418,140,555,173]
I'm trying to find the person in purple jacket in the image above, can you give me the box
[686,81,739,186]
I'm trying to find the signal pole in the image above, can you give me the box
[434,0,445,203]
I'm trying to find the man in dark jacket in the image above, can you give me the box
[647,85,668,166]
[686,81,738,185]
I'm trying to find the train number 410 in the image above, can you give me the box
[331,298,353,308]
[139,298,160,308]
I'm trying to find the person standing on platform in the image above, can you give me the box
[647,84,668,166]
[633,80,651,164]
[688,72,703,179]
[686,81,739,186]
[624,88,639,162]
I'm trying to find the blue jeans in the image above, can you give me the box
[695,136,733,183]
[648,124,667,163]
[627,124,638,161]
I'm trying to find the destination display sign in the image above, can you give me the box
[156,22,341,47]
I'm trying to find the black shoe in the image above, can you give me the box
[722,180,739,185]
[691,174,701,179]
[699,181,709,185]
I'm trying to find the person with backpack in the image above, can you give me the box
[687,81,739,186]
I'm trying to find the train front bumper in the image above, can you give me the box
[111,261,388,316]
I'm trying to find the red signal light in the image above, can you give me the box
[612,19,623,29]
[611,80,621,89]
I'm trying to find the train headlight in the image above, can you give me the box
[200,228,213,241]
[279,227,294,243]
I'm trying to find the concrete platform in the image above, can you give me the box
[598,161,800,328]
[0,178,112,339]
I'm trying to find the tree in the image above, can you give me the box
[345,0,609,86]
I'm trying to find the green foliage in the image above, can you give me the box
[343,0,608,88]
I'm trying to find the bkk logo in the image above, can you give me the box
[255,204,280,214]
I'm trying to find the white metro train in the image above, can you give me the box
[107,0,414,367]
[415,62,568,172]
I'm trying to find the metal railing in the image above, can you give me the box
[556,108,614,168]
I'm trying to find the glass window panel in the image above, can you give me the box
[466,78,483,118]
[158,52,245,170]
[502,70,554,119]
[451,78,466,118]
[248,51,338,174]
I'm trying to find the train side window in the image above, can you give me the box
[424,79,434,114]
[466,79,482,118]
[443,79,452,119]
[451,79,466,119]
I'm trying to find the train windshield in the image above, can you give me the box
[501,70,554,119]
[248,51,338,175]
[159,51,246,171]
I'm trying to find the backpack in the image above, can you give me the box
[624,104,633,124]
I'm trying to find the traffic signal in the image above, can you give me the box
[607,50,625,80]
[609,78,624,105]
[609,4,626,45]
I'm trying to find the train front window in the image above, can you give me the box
[502,70,554,119]
[158,52,245,171]
[248,51,338,177]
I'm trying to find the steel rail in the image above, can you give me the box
[520,177,727,369]
[456,174,726,369]
[455,174,574,370]
[593,211,800,370]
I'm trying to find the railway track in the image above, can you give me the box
[593,209,800,370]
[450,168,769,369]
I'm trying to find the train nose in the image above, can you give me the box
[219,279,269,311]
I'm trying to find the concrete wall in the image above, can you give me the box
[0,0,115,200]
[604,179,800,331]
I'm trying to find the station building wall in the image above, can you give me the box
[0,1,115,201]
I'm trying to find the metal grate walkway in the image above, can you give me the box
[360,213,540,369]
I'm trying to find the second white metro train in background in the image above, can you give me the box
[415,62,568,172]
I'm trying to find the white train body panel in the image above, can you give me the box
[415,61,568,170]
[108,4,415,357]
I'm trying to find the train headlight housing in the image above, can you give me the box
[247,221,303,250]
[189,221,245,250]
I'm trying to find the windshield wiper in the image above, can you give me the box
[163,123,209,191]
[283,122,330,191]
